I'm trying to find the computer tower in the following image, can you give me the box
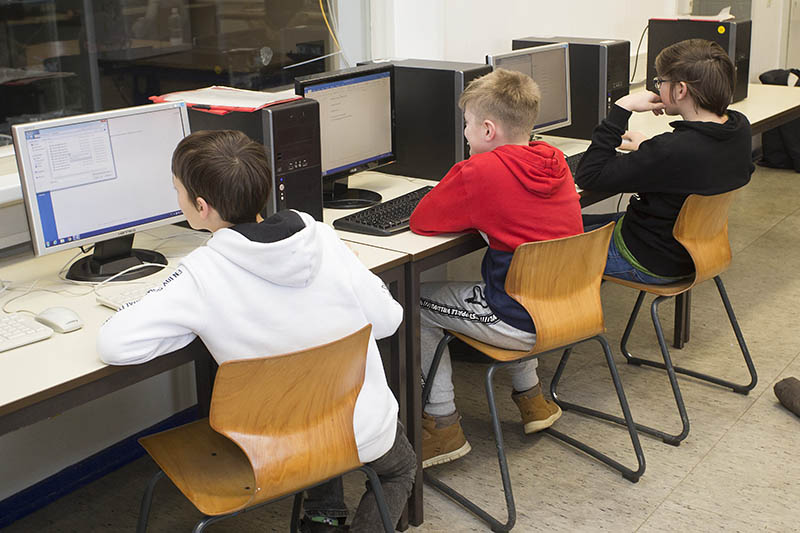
[188,98,323,221]
[646,18,751,103]
[359,59,491,180]
[512,36,630,140]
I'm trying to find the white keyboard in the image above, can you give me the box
[0,313,54,352]
[95,283,161,310]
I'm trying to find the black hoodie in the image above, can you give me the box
[575,104,754,277]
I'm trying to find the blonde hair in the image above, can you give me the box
[458,68,541,139]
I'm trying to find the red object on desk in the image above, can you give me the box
[149,86,301,115]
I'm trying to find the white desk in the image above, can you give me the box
[0,227,212,435]
[628,83,800,138]
[0,226,409,436]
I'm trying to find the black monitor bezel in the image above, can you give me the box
[294,64,397,185]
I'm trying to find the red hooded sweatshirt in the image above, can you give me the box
[410,141,583,332]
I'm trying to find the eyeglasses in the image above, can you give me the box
[653,77,671,90]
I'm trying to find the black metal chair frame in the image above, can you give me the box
[422,331,646,533]
[136,465,394,533]
[589,276,758,446]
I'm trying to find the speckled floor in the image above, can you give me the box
[5,165,800,532]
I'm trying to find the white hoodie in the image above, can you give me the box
[98,211,403,462]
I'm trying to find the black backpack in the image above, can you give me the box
[757,69,800,173]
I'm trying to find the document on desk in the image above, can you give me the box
[677,7,733,21]
[150,86,300,113]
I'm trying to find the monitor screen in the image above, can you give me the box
[295,65,395,208]
[486,42,571,134]
[12,102,191,280]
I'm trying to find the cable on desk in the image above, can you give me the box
[91,262,168,302]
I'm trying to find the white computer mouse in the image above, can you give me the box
[34,307,84,333]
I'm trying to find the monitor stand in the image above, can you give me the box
[66,234,167,282]
[323,178,382,209]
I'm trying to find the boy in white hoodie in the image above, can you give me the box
[97,130,415,533]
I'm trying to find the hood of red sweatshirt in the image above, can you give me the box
[489,141,570,198]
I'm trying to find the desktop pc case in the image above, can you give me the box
[646,18,751,103]
[359,59,491,181]
[512,36,630,140]
[188,98,323,221]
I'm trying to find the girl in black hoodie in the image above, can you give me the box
[576,39,753,283]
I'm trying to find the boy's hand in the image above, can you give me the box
[619,130,648,151]
[616,92,666,115]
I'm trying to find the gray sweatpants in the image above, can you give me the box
[420,281,538,417]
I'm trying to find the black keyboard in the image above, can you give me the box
[333,186,434,236]
[565,152,584,177]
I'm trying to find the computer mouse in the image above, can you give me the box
[34,307,84,333]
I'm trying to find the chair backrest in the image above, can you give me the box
[673,191,736,288]
[208,324,372,507]
[504,223,614,356]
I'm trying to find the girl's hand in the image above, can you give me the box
[619,130,648,151]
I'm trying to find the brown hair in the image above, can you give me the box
[458,68,541,139]
[655,38,735,116]
[171,130,271,224]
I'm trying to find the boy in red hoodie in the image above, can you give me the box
[410,68,583,468]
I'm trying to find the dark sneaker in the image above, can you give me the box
[512,382,562,434]
[421,411,471,468]
[299,516,349,532]
[775,376,800,417]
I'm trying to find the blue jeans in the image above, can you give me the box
[583,212,681,285]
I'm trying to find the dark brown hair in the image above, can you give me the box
[458,68,541,139]
[655,38,735,116]
[171,130,271,224]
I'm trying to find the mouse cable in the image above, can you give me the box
[92,262,169,302]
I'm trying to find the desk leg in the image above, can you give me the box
[378,266,409,530]
[193,343,216,417]
[405,262,423,527]
[673,291,692,349]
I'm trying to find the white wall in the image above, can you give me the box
[374,0,676,63]
[370,0,791,81]
[750,0,792,80]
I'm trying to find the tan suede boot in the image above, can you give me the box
[512,382,562,434]
[421,411,471,468]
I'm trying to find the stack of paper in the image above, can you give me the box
[151,86,300,114]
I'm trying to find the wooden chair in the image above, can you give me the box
[596,191,757,446]
[422,223,645,533]
[135,325,394,532]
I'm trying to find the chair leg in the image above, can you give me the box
[619,293,694,444]
[193,514,231,533]
[619,290,647,363]
[424,363,516,532]
[290,492,304,533]
[358,465,396,533]
[626,283,757,394]
[137,469,165,533]
[711,276,757,393]
[547,337,646,482]
[422,333,453,409]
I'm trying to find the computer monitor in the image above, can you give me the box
[294,64,395,208]
[12,102,191,282]
[486,42,571,135]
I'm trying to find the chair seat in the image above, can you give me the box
[139,419,255,516]
[450,331,532,362]
[603,275,694,297]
